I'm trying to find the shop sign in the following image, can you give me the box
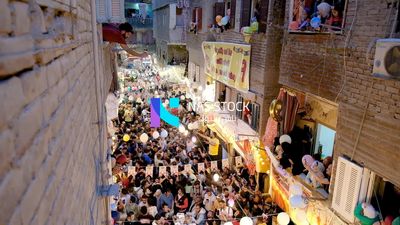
[202,42,250,92]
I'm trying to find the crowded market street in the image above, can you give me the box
[107,57,282,225]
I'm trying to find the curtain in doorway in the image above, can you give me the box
[278,88,299,135]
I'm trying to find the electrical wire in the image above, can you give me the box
[350,78,375,161]
[335,0,358,103]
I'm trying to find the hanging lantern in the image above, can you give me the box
[178,124,185,133]
[153,131,160,139]
[277,212,290,225]
[240,217,253,225]
[123,134,130,142]
[160,129,168,138]
[140,133,149,143]
[269,99,283,121]
[213,173,220,182]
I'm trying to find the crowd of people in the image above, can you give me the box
[109,62,281,225]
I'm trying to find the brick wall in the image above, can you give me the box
[0,0,112,224]
[280,0,400,186]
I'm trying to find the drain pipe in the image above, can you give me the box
[90,0,110,224]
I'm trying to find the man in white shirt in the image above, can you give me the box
[203,189,216,211]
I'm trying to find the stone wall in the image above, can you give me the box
[279,0,400,186]
[0,0,112,224]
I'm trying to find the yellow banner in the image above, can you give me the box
[202,42,250,92]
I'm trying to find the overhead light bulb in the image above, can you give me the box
[213,173,220,182]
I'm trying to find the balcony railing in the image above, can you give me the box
[126,17,153,29]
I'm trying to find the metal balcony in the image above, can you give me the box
[126,17,153,29]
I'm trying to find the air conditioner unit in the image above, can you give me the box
[372,39,400,80]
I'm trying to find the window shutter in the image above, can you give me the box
[230,0,236,28]
[236,94,243,119]
[110,0,125,23]
[96,0,107,23]
[240,0,251,27]
[196,8,202,31]
[251,103,260,131]
[258,0,269,33]
[214,2,225,24]
[331,156,363,223]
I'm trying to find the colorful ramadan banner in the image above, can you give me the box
[202,42,251,92]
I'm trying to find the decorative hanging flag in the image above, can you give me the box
[184,164,192,174]
[211,161,218,171]
[198,163,205,172]
[128,166,136,177]
[171,165,179,175]
[235,156,243,167]
[222,159,229,169]
[159,166,167,177]
[146,166,154,177]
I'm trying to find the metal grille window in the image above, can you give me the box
[236,94,243,119]
[250,102,260,131]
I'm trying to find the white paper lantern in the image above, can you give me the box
[140,133,149,143]
[178,124,185,133]
[240,217,253,225]
[213,173,220,182]
[279,134,292,144]
[153,131,160,139]
[277,212,290,225]
[191,136,197,143]
[289,195,308,208]
[161,129,168,138]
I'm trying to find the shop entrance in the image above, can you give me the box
[314,123,336,158]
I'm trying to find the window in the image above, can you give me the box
[226,0,236,29]
[289,0,346,33]
[369,176,400,220]
[192,7,202,32]
[236,94,243,119]
[314,123,336,158]
[240,0,269,33]
[240,0,252,27]
[250,102,260,131]
[213,1,236,31]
